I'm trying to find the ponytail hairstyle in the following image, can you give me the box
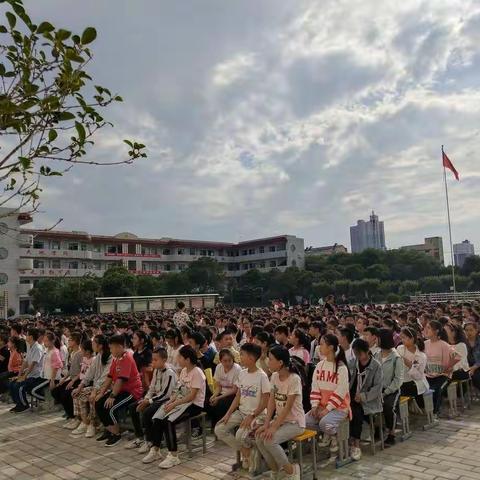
[292,328,311,351]
[322,333,348,375]
[428,320,448,342]
[255,331,275,350]
[178,345,198,366]
[165,328,183,347]
[81,339,93,355]
[269,345,307,385]
[400,326,425,352]
[134,330,152,351]
[383,318,401,333]
[46,332,61,350]
[94,334,111,366]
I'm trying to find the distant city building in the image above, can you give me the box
[305,244,348,257]
[0,208,305,315]
[350,211,386,253]
[453,240,475,268]
[401,237,444,264]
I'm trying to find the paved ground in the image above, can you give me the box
[1,402,480,480]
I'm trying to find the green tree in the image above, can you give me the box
[186,258,225,293]
[137,275,164,296]
[30,278,61,312]
[164,272,191,294]
[344,264,365,281]
[468,272,480,290]
[100,266,137,297]
[366,263,390,280]
[59,277,100,313]
[0,0,146,215]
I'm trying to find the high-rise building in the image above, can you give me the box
[350,211,386,253]
[0,208,305,315]
[400,237,444,264]
[453,240,475,268]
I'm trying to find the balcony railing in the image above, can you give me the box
[18,268,102,278]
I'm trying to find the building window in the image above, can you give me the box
[208,250,215,256]
[242,250,248,256]
[81,262,88,269]
[259,246,265,254]
[269,246,276,252]
[177,249,184,255]
[52,259,61,269]
[242,264,248,270]
[259,262,266,269]
[107,245,119,254]
[80,243,87,251]
[33,259,44,268]
[249,263,256,269]
[199,249,207,256]
[68,243,79,251]
[68,261,78,269]
[189,248,196,255]
[33,240,44,249]
[249,248,255,255]
[163,249,171,255]
[165,264,171,271]
[178,264,186,271]
[269,260,276,268]
[94,262,101,270]
[218,249,224,256]
[51,241,60,250]
[277,244,286,251]
[93,244,102,252]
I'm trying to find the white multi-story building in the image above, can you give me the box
[0,208,305,315]
[454,240,475,268]
[350,211,386,253]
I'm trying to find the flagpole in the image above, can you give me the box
[442,145,456,295]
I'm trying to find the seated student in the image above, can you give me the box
[126,347,177,455]
[29,332,63,404]
[215,343,270,472]
[10,324,27,354]
[165,328,183,375]
[189,332,216,372]
[464,322,480,390]
[306,334,350,455]
[132,330,153,390]
[377,329,404,446]
[445,323,470,381]
[308,321,324,365]
[148,345,206,469]
[51,332,83,427]
[274,325,292,349]
[0,333,10,377]
[95,335,143,447]
[424,320,460,415]
[288,329,311,364]
[349,339,383,461]
[9,328,45,413]
[0,337,23,395]
[254,331,274,378]
[209,349,241,427]
[71,335,112,438]
[339,327,356,375]
[213,331,241,365]
[397,326,429,409]
[363,326,381,358]
[255,346,304,480]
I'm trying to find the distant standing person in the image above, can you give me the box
[173,302,189,329]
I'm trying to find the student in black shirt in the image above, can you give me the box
[132,331,153,390]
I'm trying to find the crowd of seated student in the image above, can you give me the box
[0,300,479,478]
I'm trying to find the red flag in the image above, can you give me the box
[442,150,459,181]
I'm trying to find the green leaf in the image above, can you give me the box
[58,111,75,121]
[114,95,123,102]
[81,27,97,45]
[75,122,86,142]
[37,21,54,34]
[123,140,133,148]
[0,64,5,75]
[19,156,31,170]
[56,29,71,40]
[48,129,58,142]
[72,34,80,44]
[0,25,7,33]
[5,12,16,29]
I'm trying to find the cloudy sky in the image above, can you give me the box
[18,1,480,257]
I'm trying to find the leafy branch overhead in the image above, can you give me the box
[0,0,147,214]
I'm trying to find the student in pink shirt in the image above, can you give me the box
[255,345,304,480]
[424,320,460,415]
[288,329,311,365]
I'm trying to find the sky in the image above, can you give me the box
[13,1,480,258]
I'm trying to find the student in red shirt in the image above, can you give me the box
[95,335,143,447]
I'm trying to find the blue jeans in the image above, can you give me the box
[10,377,42,407]
[305,408,348,435]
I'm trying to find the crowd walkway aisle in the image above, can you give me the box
[1,403,480,480]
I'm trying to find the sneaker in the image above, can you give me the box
[138,441,151,454]
[96,431,111,442]
[85,424,96,438]
[285,464,300,480]
[329,437,339,454]
[125,438,145,450]
[71,423,88,435]
[384,434,396,447]
[142,447,161,464]
[350,446,362,461]
[249,447,261,474]
[67,419,81,430]
[159,453,181,469]
[14,405,29,414]
[62,418,75,429]
[105,434,122,447]
[318,434,332,448]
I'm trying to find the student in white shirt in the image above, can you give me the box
[397,326,429,409]
[445,322,470,381]
[215,343,270,473]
